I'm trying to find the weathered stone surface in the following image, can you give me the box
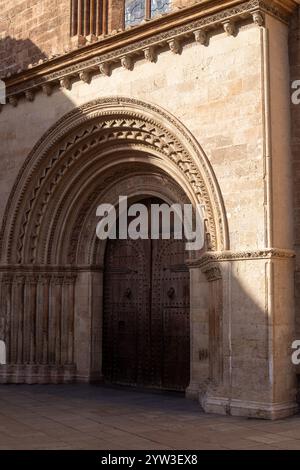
[0,1,298,420]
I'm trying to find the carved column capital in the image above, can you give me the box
[51,275,64,286]
[39,274,52,285]
[202,264,222,282]
[63,274,77,285]
[25,275,38,285]
[1,274,13,286]
[14,275,25,285]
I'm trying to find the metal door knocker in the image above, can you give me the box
[125,287,132,298]
[167,287,175,299]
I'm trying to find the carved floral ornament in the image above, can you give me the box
[1,0,295,108]
[187,248,296,281]
[0,97,229,265]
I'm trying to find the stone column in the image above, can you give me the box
[61,274,76,365]
[0,274,13,364]
[186,264,210,400]
[24,275,38,364]
[36,274,51,365]
[74,269,103,382]
[199,250,297,420]
[11,275,25,364]
[49,275,64,365]
[90,270,103,382]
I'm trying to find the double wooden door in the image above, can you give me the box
[103,235,190,391]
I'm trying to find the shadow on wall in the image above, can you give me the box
[0,36,48,78]
[0,34,298,418]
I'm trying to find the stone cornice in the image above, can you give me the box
[0,0,297,109]
[188,248,296,281]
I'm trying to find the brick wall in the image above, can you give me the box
[0,0,195,77]
[0,0,71,77]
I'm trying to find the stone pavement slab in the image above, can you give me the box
[0,384,299,450]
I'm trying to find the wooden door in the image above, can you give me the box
[103,207,190,391]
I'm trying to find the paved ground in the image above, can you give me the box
[0,384,299,450]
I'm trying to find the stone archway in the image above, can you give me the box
[0,97,228,394]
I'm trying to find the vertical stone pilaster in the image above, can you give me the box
[0,274,13,363]
[61,274,76,365]
[186,265,210,400]
[11,275,25,364]
[36,274,51,365]
[207,273,223,384]
[24,275,38,364]
[49,275,64,365]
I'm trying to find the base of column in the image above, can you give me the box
[202,395,298,420]
[76,372,103,384]
[186,382,201,400]
[0,364,76,384]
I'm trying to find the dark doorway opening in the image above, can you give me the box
[102,198,190,391]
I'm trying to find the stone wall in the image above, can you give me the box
[0,0,71,76]
[290,6,300,361]
[0,6,297,417]
[0,23,265,251]
[0,0,195,77]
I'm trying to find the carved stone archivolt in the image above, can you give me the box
[0,96,228,384]
[0,97,228,267]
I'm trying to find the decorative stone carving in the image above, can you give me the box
[194,29,208,46]
[222,20,236,36]
[79,70,91,84]
[51,275,64,285]
[2,1,293,106]
[59,77,72,90]
[0,97,228,266]
[25,90,35,102]
[14,275,25,285]
[25,274,38,285]
[252,11,264,26]
[63,274,77,285]
[1,274,12,285]
[8,96,18,107]
[42,84,53,96]
[39,274,51,285]
[202,265,222,282]
[144,46,156,62]
[198,249,296,267]
[121,56,133,70]
[168,38,181,54]
[99,62,111,76]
